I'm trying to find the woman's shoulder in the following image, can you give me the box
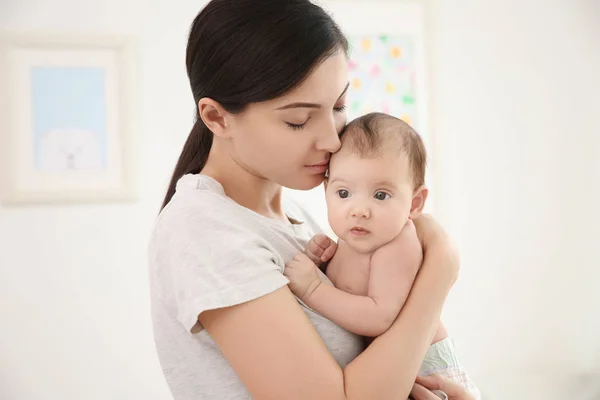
[150,174,264,257]
[156,174,236,229]
[149,173,283,270]
[151,175,328,254]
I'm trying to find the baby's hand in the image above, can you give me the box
[305,233,338,265]
[284,253,322,301]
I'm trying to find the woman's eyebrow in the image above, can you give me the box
[275,82,350,110]
[276,102,321,110]
[337,82,350,100]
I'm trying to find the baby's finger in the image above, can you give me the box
[285,261,298,272]
[296,252,312,262]
[312,233,331,249]
[306,239,326,257]
[321,242,337,261]
[294,253,307,261]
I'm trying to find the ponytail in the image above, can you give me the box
[160,118,213,211]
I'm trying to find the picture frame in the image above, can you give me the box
[0,33,137,204]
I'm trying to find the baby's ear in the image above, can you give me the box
[409,186,429,219]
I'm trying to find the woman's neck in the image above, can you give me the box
[202,144,287,222]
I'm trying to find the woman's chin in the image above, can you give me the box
[282,173,325,191]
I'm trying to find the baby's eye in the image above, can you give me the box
[374,191,390,201]
[337,189,350,199]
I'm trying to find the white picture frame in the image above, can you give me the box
[0,33,137,204]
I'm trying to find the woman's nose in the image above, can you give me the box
[315,117,342,153]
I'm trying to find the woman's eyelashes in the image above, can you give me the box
[286,121,308,130]
[285,105,347,130]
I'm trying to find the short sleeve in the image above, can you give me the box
[156,193,290,333]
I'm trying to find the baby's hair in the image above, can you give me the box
[339,112,427,188]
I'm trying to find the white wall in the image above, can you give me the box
[1,0,599,399]
[426,1,600,397]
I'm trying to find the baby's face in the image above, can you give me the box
[325,146,415,254]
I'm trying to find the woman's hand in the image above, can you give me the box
[410,374,476,400]
[412,214,455,253]
[412,214,460,282]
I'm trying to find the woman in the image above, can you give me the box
[148,1,476,399]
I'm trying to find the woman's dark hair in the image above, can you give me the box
[161,0,348,210]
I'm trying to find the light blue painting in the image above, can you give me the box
[31,67,108,172]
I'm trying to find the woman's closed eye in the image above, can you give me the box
[286,105,346,130]
[334,105,347,113]
[286,121,308,130]
[285,116,310,130]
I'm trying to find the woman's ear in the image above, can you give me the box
[198,98,231,138]
[409,186,429,219]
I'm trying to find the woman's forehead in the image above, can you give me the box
[272,52,349,106]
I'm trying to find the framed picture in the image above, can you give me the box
[0,33,137,204]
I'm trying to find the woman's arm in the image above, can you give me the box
[200,214,459,400]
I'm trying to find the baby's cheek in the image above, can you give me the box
[327,208,342,225]
[327,208,345,235]
[380,217,406,242]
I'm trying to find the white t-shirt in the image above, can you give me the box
[148,174,363,400]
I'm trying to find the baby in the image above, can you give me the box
[284,112,479,398]
[285,112,430,339]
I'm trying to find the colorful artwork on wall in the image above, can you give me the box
[346,34,419,131]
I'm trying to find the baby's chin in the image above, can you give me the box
[338,235,384,255]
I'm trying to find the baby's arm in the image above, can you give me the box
[289,221,423,337]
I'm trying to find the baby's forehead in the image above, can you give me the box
[331,140,408,163]
[340,123,405,155]
[328,149,412,181]
[333,112,426,189]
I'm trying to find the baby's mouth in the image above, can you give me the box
[350,226,370,236]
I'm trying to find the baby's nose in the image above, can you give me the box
[351,206,370,219]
